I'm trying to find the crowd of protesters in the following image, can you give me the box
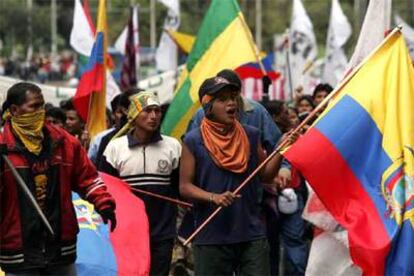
[0,51,77,83]
[0,69,333,276]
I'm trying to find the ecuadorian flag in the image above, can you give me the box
[74,173,150,275]
[284,30,414,275]
[73,0,108,138]
[161,0,258,139]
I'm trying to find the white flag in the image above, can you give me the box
[70,0,121,106]
[155,0,180,72]
[322,0,352,86]
[289,0,318,93]
[347,0,392,69]
[395,15,414,60]
[114,6,140,72]
[70,0,95,57]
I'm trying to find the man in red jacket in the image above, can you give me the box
[0,82,116,275]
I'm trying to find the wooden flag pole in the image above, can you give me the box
[130,187,193,208]
[183,27,402,246]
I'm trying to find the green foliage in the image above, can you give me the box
[0,0,414,58]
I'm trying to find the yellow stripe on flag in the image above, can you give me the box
[168,13,258,138]
[317,33,414,175]
[187,13,257,103]
[86,0,108,138]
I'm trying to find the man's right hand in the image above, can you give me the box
[211,191,240,207]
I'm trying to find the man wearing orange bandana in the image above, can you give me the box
[180,76,295,275]
[0,82,116,275]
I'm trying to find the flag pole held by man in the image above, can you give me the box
[283,28,414,275]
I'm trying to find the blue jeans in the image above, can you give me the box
[6,263,77,276]
[266,193,309,276]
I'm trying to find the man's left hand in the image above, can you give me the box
[99,208,117,232]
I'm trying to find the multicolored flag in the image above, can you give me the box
[70,0,121,124]
[120,7,138,90]
[115,5,140,81]
[235,54,284,101]
[161,0,259,139]
[283,30,414,275]
[74,173,150,275]
[72,0,109,138]
[166,30,195,54]
[165,30,284,101]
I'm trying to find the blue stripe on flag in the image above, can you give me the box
[72,193,117,275]
[315,95,397,237]
[83,32,105,72]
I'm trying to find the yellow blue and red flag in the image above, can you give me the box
[74,173,150,275]
[73,0,108,138]
[284,30,414,275]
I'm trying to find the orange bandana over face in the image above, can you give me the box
[200,118,250,174]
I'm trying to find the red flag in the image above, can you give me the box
[101,173,150,275]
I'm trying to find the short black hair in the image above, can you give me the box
[111,88,144,111]
[263,100,285,117]
[60,98,75,111]
[2,82,42,113]
[46,107,67,123]
[312,83,333,98]
[298,95,315,108]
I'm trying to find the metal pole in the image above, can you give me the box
[27,0,33,60]
[2,155,55,237]
[51,0,57,55]
[255,0,262,50]
[150,0,156,49]
[284,30,294,101]
[411,0,414,26]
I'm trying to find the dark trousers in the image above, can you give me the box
[193,238,270,276]
[5,263,77,276]
[150,238,174,276]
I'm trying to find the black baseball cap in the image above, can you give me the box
[216,69,242,89]
[198,76,239,103]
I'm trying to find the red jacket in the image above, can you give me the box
[0,122,115,272]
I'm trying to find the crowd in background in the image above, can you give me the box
[0,69,334,276]
[0,51,77,83]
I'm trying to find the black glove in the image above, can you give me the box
[0,144,7,175]
[99,208,117,232]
